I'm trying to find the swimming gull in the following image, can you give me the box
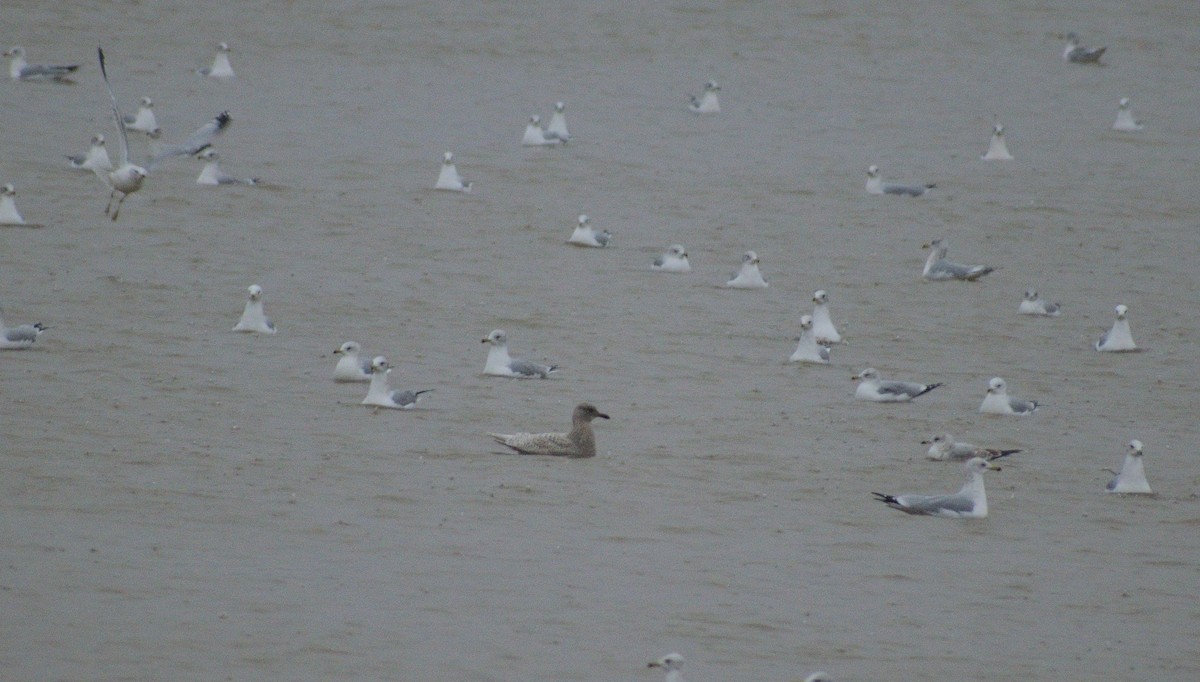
[1095,304,1136,351]
[147,110,231,171]
[232,284,276,334]
[0,184,26,225]
[922,433,1020,462]
[922,238,994,281]
[652,244,691,273]
[725,250,769,288]
[872,457,1000,518]
[789,315,830,364]
[647,653,685,682]
[67,134,113,173]
[490,402,609,458]
[97,47,147,221]
[567,214,611,247]
[198,42,235,79]
[811,289,842,344]
[852,368,942,402]
[4,46,79,82]
[0,305,48,349]
[123,97,159,135]
[434,151,471,192]
[196,148,258,185]
[979,377,1038,415]
[981,123,1014,160]
[688,80,721,114]
[546,101,571,141]
[1019,289,1061,316]
[1062,32,1106,64]
[521,114,565,146]
[1106,440,1152,494]
[1112,97,1143,132]
[804,673,833,682]
[332,341,372,382]
[866,165,934,196]
[362,356,433,409]
[482,329,557,378]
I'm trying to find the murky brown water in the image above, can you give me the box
[3,1,1200,680]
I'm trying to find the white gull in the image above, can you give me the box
[196,148,258,185]
[789,315,830,364]
[4,46,79,82]
[0,304,48,349]
[362,356,433,409]
[1019,289,1061,316]
[725,250,768,289]
[852,368,942,402]
[332,341,372,382]
[652,244,691,273]
[434,151,471,192]
[482,329,557,378]
[1095,304,1136,351]
[922,433,1021,462]
[979,377,1038,415]
[232,284,276,334]
[97,47,147,221]
[0,184,26,225]
[811,289,842,344]
[67,134,113,173]
[688,81,720,114]
[198,42,235,79]
[866,164,934,196]
[981,123,1014,160]
[567,214,611,247]
[1106,440,1152,494]
[1112,97,1143,132]
[873,457,1001,518]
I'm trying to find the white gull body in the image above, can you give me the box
[1106,440,1152,494]
[922,433,1020,462]
[67,134,113,173]
[232,284,276,334]
[866,164,934,196]
[853,368,942,402]
[1062,33,1106,64]
[873,457,1000,518]
[0,184,26,225]
[1019,289,1061,316]
[196,149,257,185]
[980,377,1038,415]
[362,356,432,409]
[521,115,564,146]
[332,341,372,382]
[1113,97,1143,132]
[198,42,235,79]
[546,101,570,141]
[434,151,471,192]
[567,214,611,247]
[98,47,147,221]
[0,305,48,349]
[4,46,79,82]
[147,110,231,171]
[981,124,1014,160]
[789,315,830,364]
[123,97,159,135]
[652,244,691,273]
[482,329,556,378]
[688,81,720,114]
[1095,304,1136,351]
[725,250,768,288]
[811,289,841,344]
[922,238,994,281]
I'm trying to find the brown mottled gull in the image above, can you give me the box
[489,403,609,457]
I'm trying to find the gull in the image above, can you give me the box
[546,101,570,141]
[811,289,842,344]
[872,457,1001,518]
[725,250,769,288]
[1019,289,1061,316]
[1105,440,1152,494]
[198,42,235,79]
[67,134,113,173]
[97,47,147,221]
[332,341,372,382]
[981,123,1014,160]
[789,315,830,364]
[4,46,79,82]
[688,80,721,114]
[852,368,942,402]
[362,356,433,409]
[652,244,691,273]
[567,214,611,247]
[1112,97,1143,132]
[1062,32,1105,64]
[866,165,934,196]
[146,110,231,171]
[1095,304,1136,351]
[489,403,609,458]
[521,114,564,146]
[232,284,276,334]
[196,149,258,185]
[922,238,994,281]
[0,304,48,349]
[434,151,471,192]
[979,377,1038,415]
[482,329,557,378]
[922,434,1020,462]
[0,183,26,225]
[647,653,685,682]
[123,97,158,134]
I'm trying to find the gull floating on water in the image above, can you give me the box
[97,47,147,221]
[546,101,571,141]
[0,184,26,225]
[922,238,994,281]
[67,134,113,173]
[4,46,79,82]
[922,434,1021,462]
[232,284,276,334]
[725,250,768,288]
[652,244,691,273]
[198,42,235,79]
[123,97,159,135]
[196,148,258,185]
[1062,32,1106,64]
[567,214,611,247]
[147,111,231,171]
[648,653,685,682]
[866,165,934,196]
[789,315,830,364]
[853,368,942,402]
[1112,97,1143,132]
[1019,289,1061,316]
[873,457,1000,518]
[1106,440,1152,494]
[981,123,1014,160]
[362,356,433,409]
[521,114,565,146]
[980,377,1038,415]
[489,403,609,457]
[332,341,373,382]
[482,329,557,378]
[1095,304,1136,351]
[811,289,842,344]
[434,151,471,192]
[0,304,48,349]
[688,80,720,114]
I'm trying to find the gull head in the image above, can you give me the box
[577,214,589,226]
[335,341,360,355]
[1115,304,1128,318]
[247,284,264,301]
[1119,97,1131,109]
[92,134,107,146]
[4,46,25,59]
[370,356,391,374]
[987,377,1006,395]
[146,127,163,139]
[442,151,453,163]
[1129,439,1143,456]
[993,123,1005,135]
[866,164,880,178]
[529,114,541,124]
[667,244,688,259]
[554,101,565,112]
[2,183,15,197]
[139,96,153,107]
[921,433,952,446]
[482,329,507,346]
[813,289,829,304]
[574,403,610,422]
[1023,289,1039,301]
[742,250,760,265]
[705,80,720,92]
[1065,32,1080,44]
[805,674,834,682]
[966,456,1002,474]
[799,314,814,331]
[648,653,684,672]
[217,42,231,53]
[852,367,878,382]
[198,148,219,161]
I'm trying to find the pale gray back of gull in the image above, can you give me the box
[489,403,609,458]
[5,46,79,81]
[362,356,433,409]
[922,238,994,281]
[147,111,232,171]
[852,368,942,402]
[481,329,557,378]
[872,457,1000,518]
[1062,33,1106,64]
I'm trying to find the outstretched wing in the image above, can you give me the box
[97,47,130,167]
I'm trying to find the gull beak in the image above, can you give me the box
[481,337,489,343]
[597,412,610,420]
[333,348,343,355]
[850,375,860,381]
[986,462,1002,471]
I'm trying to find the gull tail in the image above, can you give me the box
[871,492,900,505]
[914,383,943,398]
[994,449,1021,460]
